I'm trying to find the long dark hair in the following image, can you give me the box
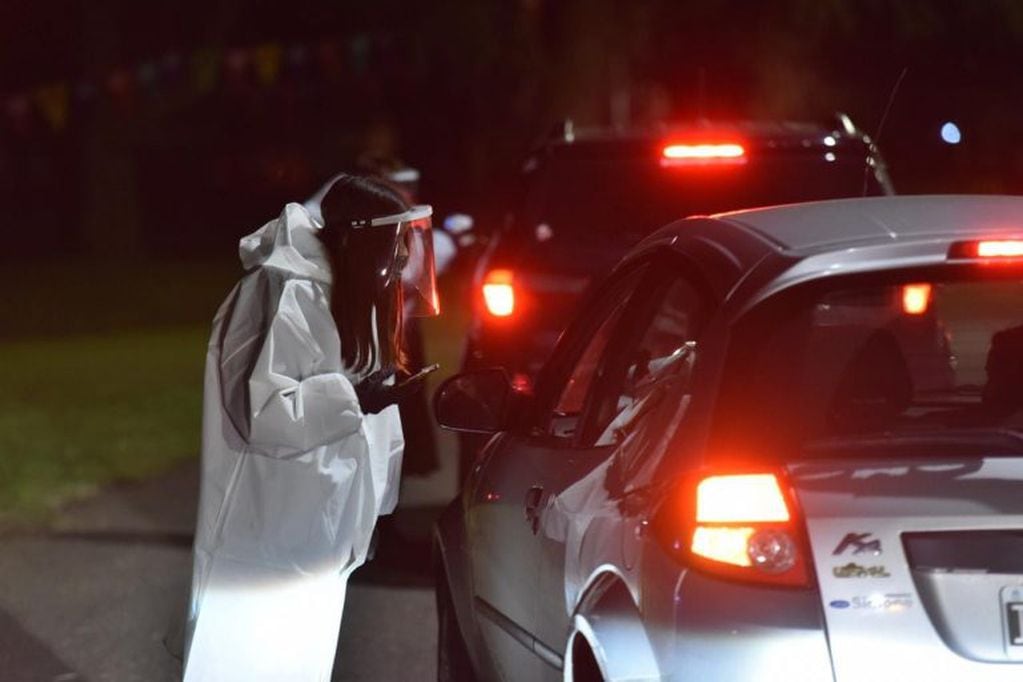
[318,174,410,375]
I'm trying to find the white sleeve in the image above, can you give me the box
[246,279,363,457]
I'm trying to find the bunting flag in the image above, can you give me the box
[287,45,309,68]
[3,94,34,135]
[254,44,283,86]
[75,81,98,103]
[136,62,159,87]
[106,68,136,110]
[33,83,69,131]
[192,48,222,94]
[2,34,391,132]
[318,41,344,80]
[349,35,371,74]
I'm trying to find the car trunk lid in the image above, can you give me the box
[789,457,1023,680]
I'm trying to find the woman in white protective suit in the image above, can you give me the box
[182,174,439,681]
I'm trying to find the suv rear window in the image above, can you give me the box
[716,274,1023,459]
[517,152,886,254]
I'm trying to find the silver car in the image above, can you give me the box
[433,195,1023,682]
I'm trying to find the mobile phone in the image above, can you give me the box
[397,363,440,387]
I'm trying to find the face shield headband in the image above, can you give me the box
[351,204,439,317]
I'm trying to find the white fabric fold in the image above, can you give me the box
[184,203,404,681]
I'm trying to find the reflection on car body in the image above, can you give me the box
[434,195,1023,681]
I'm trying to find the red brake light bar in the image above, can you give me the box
[949,239,1023,260]
[661,142,746,166]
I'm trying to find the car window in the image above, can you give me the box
[715,274,1023,460]
[580,275,705,447]
[544,267,647,440]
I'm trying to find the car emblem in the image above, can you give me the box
[833,532,882,556]
[833,562,891,579]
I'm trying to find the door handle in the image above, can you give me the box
[524,485,544,534]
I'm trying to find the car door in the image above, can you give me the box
[466,261,652,679]
[530,265,711,677]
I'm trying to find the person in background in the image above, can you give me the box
[183,174,438,681]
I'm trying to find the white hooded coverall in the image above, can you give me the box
[183,203,404,681]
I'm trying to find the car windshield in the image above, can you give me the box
[715,274,1023,459]
[516,152,885,256]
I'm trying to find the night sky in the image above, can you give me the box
[2,1,1022,259]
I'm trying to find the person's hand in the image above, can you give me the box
[354,368,430,414]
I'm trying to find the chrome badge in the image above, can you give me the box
[833,532,882,556]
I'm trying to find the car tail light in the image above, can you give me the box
[948,239,1023,261]
[661,142,746,166]
[901,283,932,315]
[482,269,515,317]
[662,470,811,587]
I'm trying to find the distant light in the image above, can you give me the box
[940,122,962,145]
[823,135,837,147]
[824,152,836,163]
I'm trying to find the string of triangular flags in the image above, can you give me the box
[1,34,390,135]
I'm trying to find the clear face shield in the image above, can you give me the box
[352,204,439,317]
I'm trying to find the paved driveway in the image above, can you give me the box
[0,461,447,681]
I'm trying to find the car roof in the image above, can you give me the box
[708,194,1023,252]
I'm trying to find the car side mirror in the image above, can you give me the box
[434,369,515,434]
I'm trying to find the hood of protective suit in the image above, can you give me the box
[239,203,332,283]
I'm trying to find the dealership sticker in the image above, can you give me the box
[829,593,913,612]
[833,562,890,578]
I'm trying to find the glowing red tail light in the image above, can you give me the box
[949,239,1023,261]
[658,470,810,587]
[696,473,791,523]
[978,240,1023,257]
[482,269,515,317]
[661,142,746,166]
[901,284,932,315]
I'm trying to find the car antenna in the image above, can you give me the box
[863,66,908,196]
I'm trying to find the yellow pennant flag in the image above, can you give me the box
[34,83,70,131]
[254,43,283,86]
[192,48,222,93]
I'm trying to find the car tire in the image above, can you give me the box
[437,571,477,682]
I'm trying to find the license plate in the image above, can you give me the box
[1002,586,1023,658]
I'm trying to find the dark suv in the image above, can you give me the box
[458,117,894,470]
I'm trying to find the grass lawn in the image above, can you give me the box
[0,327,209,523]
[0,257,470,524]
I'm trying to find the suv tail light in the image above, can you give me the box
[482,269,516,317]
[658,470,811,587]
[901,283,932,315]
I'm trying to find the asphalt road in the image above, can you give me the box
[0,457,454,682]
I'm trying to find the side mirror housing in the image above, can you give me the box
[434,369,519,434]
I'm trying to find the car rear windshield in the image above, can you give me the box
[715,273,1023,459]
[516,152,886,253]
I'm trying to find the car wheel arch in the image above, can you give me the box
[564,570,660,682]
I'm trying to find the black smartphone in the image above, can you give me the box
[397,363,440,387]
